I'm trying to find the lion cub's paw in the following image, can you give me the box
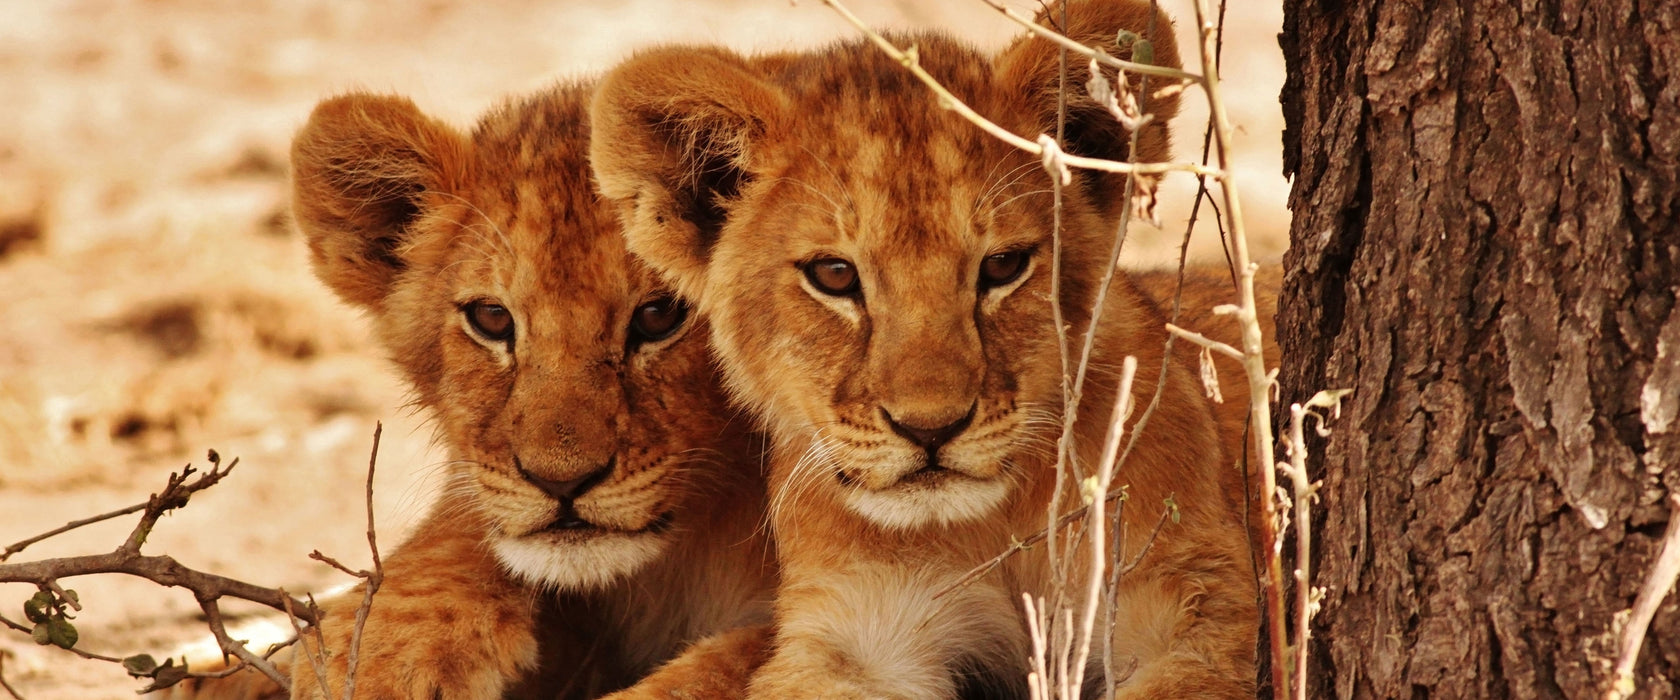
[289,583,538,700]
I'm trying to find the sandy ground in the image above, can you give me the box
[0,1,1289,697]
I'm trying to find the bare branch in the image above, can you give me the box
[123,457,236,555]
[972,0,1202,83]
[1606,493,1680,700]
[1069,356,1138,695]
[1182,0,1290,693]
[1116,503,1173,580]
[1164,323,1243,360]
[934,481,1141,601]
[1281,400,1331,700]
[283,592,331,698]
[0,453,319,695]
[196,595,289,691]
[306,551,363,579]
[0,649,24,700]
[341,422,385,700]
[0,551,314,619]
[1,504,148,563]
[817,0,1222,178]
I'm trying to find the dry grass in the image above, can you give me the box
[0,2,1288,697]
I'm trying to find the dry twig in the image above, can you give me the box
[975,0,1197,83]
[1606,493,1680,700]
[1,505,149,564]
[290,423,386,700]
[818,0,1220,179]
[1178,0,1301,694]
[0,452,313,692]
[340,422,386,700]
[0,650,23,700]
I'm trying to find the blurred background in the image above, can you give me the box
[0,1,1287,696]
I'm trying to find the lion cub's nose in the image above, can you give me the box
[883,405,976,453]
[518,458,613,502]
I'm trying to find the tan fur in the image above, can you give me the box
[1133,263,1283,549]
[592,1,1257,698]
[183,85,778,700]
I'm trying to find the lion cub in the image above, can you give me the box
[592,0,1257,697]
[265,84,774,699]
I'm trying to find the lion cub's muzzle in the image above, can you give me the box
[882,403,976,476]
[514,457,671,536]
[834,401,1017,529]
[517,457,611,531]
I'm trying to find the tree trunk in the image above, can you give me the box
[1275,0,1680,698]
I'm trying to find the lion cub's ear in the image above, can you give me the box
[290,93,470,310]
[993,0,1181,216]
[590,46,790,303]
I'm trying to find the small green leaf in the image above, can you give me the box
[1131,39,1154,66]
[24,596,49,623]
[123,653,159,676]
[31,622,51,645]
[1115,29,1140,48]
[152,658,190,688]
[1164,494,1181,525]
[48,617,78,649]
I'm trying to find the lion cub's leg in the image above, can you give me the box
[597,624,773,700]
[290,493,541,700]
[1097,528,1258,699]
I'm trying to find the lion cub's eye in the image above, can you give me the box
[803,258,860,297]
[630,296,689,344]
[464,301,515,342]
[979,250,1031,290]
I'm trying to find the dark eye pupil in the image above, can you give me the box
[981,251,1028,288]
[806,258,859,296]
[631,297,688,343]
[466,302,514,341]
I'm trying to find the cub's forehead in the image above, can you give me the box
[428,158,636,314]
[774,33,1006,161]
[449,84,643,303]
[763,39,1044,253]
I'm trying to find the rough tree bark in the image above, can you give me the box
[1276,0,1680,698]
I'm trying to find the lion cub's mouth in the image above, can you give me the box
[532,510,674,540]
[837,458,1012,529]
[837,462,974,491]
[894,463,963,488]
[496,511,676,590]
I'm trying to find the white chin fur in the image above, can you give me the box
[492,532,667,591]
[844,477,1011,530]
